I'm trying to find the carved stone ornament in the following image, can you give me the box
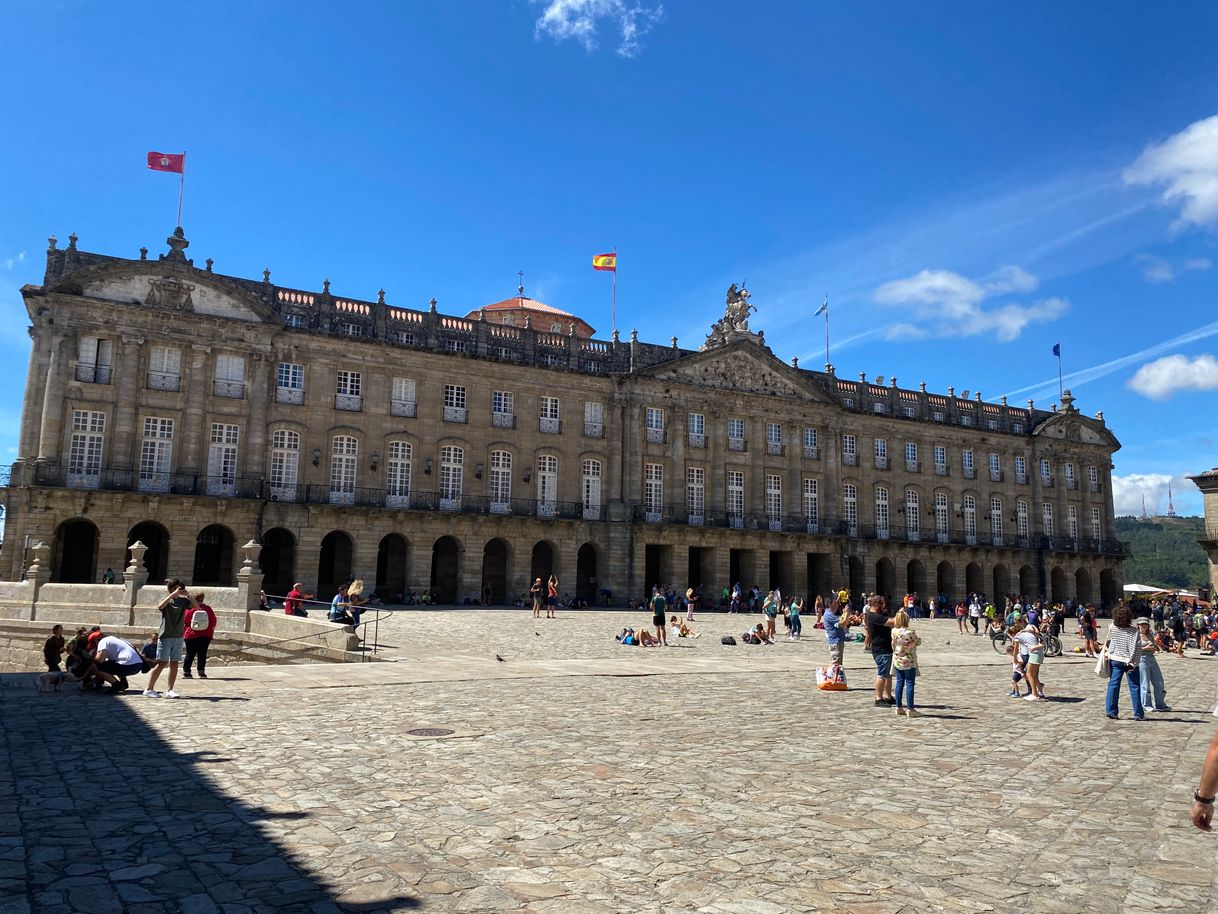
[145,277,195,311]
[655,353,804,399]
[703,283,763,350]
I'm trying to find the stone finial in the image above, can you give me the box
[26,541,51,577]
[139,246,149,261]
[1096,410,1104,422]
[612,329,620,343]
[323,278,331,294]
[1061,388,1076,412]
[126,540,148,577]
[919,381,927,392]
[47,236,57,252]
[163,227,189,262]
[859,372,867,382]
[262,268,271,283]
[524,314,532,330]
[671,336,678,349]
[377,289,386,305]
[570,323,577,337]
[975,391,982,401]
[205,258,214,272]
[791,356,799,368]
[826,364,834,374]
[68,233,78,251]
[429,297,438,313]
[630,329,638,342]
[1027,399,1034,409]
[890,377,897,388]
[947,386,955,397]
[477,309,486,322]
[240,539,261,573]
[1001,395,1008,405]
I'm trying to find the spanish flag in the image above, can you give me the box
[592,252,617,272]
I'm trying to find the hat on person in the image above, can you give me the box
[1134,616,1151,626]
[86,630,103,646]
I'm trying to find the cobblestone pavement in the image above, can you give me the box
[4,612,1218,913]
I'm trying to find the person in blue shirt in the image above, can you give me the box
[823,596,849,667]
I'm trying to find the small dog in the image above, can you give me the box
[36,671,78,693]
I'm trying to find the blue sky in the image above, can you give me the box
[2,1,1216,515]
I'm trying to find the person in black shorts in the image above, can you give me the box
[649,587,668,646]
[864,595,895,707]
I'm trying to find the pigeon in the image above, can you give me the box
[496,654,506,662]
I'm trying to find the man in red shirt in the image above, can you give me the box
[285,583,314,617]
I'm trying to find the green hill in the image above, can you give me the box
[1115,515,1209,591]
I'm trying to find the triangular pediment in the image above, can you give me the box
[642,340,837,404]
[1032,410,1121,450]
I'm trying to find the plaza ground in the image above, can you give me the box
[3,609,1218,913]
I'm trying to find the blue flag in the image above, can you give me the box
[1052,343,1061,358]
[814,296,828,317]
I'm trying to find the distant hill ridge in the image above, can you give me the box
[1115,515,1208,591]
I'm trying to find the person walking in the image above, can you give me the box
[146,580,193,698]
[649,587,669,646]
[1104,603,1145,721]
[968,597,982,635]
[1136,616,1171,713]
[1013,619,1045,701]
[1081,603,1101,658]
[729,582,741,614]
[864,595,895,707]
[182,592,217,680]
[891,609,922,717]
[788,596,803,641]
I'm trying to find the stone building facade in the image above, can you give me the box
[1,227,1128,606]
[1190,467,1218,599]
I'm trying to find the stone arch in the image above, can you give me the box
[875,557,895,600]
[430,536,461,604]
[848,555,864,600]
[376,533,409,601]
[906,559,926,597]
[1075,567,1093,605]
[481,538,510,605]
[260,527,296,599]
[965,562,984,597]
[577,543,599,605]
[992,564,1010,604]
[936,561,955,603]
[1019,564,1035,598]
[531,540,557,585]
[1100,568,1119,610]
[53,519,98,583]
[318,530,354,600]
[193,524,235,586]
[1051,566,1068,604]
[128,521,170,584]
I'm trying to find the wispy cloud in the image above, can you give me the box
[1133,252,1211,283]
[533,0,664,58]
[2,251,25,271]
[1128,353,1218,400]
[871,265,1066,342]
[1003,317,1218,401]
[1124,113,1218,229]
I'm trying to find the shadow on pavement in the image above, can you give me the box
[0,687,419,913]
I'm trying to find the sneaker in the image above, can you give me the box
[883,697,896,706]
[1007,690,1020,698]
[198,672,208,678]
[1023,694,1038,701]
[182,671,193,679]
[1106,714,1118,720]
[1134,715,1146,721]
[874,699,886,707]
[143,689,161,698]
[163,690,179,699]
[1155,705,1171,712]
[905,709,922,718]
[894,707,905,716]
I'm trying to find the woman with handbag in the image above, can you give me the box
[1103,603,1145,721]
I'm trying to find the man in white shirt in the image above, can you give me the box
[91,635,145,694]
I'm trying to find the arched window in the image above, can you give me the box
[329,435,358,505]
[582,458,602,520]
[386,440,412,507]
[990,496,1003,545]
[843,483,858,535]
[905,489,920,540]
[269,429,299,502]
[875,486,890,539]
[935,492,949,542]
[537,454,558,517]
[963,494,977,544]
[440,445,463,509]
[489,450,512,512]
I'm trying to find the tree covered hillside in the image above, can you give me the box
[1116,516,1209,591]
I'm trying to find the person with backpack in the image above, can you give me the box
[182,592,217,680]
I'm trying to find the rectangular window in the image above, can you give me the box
[1015,455,1027,483]
[932,410,945,423]
[687,467,705,521]
[492,389,514,427]
[935,492,949,541]
[76,336,113,383]
[1088,464,1099,491]
[688,412,705,448]
[536,455,558,515]
[802,478,819,532]
[139,417,174,492]
[727,469,745,525]
[1065,462,1077,489]
[329,436,358,505]
[540,396,561,433]
[67,410,106,486]
[339,321,363,338]
[843,484,858,535]
[206,423,240,495]
[766,474,782,527]
[1091,507,1102,541]
[385,441,412,507]
[445,338,467,352]
[842,434,857,466]
[989,452,1001,481]
[903,405,916,419]
[439,445,463,508]
[444,384,468,423]
[276,362,304,404]
[646,407,665,443]
[584,401,604,437]
[489,450,512,509]
[148,346,181,391]
[1017,501,1029,538]
[875,487,890,539]
[766,422,783,455]
[269,429,300,502]
[1040,458,1052,483]
[1012,421,1025,433]
[874,437,888,469]
[933,445,947,475]
[284,313,306,329]
[582,459,602,519]
[990,497,1003,545]
[727,417,745,440]
[644,463,664,518]
[802,427,818,458]
[336,370,363,411]
[1068,504,1079,542]
[392,377,417,418]
[906,489,921,540]
[904,442,918,471]
[1042,502,1054,537]
[962,448,975,479]
[214,354,245,398]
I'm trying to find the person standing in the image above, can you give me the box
[968,598,982,635]
[146,580,193,698]
[762,590,779,641]
[864,595,895,707]
[891,609,922,717]
[1104,603,1144,721]
[1081,603,1101,658]
[182,592,217,680]
[649,587,668,646]
[788,595,803,641]
[1013,619,1045,701]
[730,583,741,614]
[824,596,847,668]
[530,577,544,619]
[1136,616,1171,713]
[43,624,66,672]
[685,587,697,622]
[546,574,559,619]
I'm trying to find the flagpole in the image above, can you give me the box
[176,152,186,228]
[1057,346,1063,401]
[823,294,830,370]
[611,246,617,336]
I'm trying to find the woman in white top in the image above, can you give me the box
[1012,621,1045,701]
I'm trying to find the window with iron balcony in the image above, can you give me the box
[540,396,561,433]
[335,371,362,411]
[443,384,468,423]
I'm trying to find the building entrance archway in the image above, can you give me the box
[875,558,896,599]
[318,531,354,600]
[431,536,460,604]
[936,561,955,602]
[577,543,598,605]
[531,541,556,586]
[481,538,509,605]
[193,525,235,586]
[260,528,296,600]
[128,522,169,584]
[377,534,408,601]
[53,519,98,583]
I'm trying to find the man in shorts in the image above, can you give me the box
[530,577,544,619]
[146,579,194,698]
[823,597,848,667]
[650,587,669,646]
[864,595,895,707]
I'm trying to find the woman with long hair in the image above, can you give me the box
[1104,604,1145,721]
[891,609,922,718]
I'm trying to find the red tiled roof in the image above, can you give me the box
[481,296,577,319]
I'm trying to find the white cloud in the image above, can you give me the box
[1128,352,1218,400]
[871,266,1065,342]
[2,251,25,271]
[533,0,664,58]
[1124,114,1218,228]
[1184,257,1212,271]
[1134,253,1175,283]
[1111,472,1199,517]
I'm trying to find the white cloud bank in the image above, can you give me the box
[1124,114,1218,228]
[1128,352,1218,400]
[533,0,664,58]
[871,265,1066,342]
[1111,472,1200,516]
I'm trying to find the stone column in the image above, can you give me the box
[110,335,144,473]
[235,540,264,627]
[243,353,271,478]
[16,327,49,462]
[36,333,69,461]
[125,540,150,626]
[180,345,211,475]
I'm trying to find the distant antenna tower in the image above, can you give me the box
[1167,485,1177,517]
[1140,493,1148,520]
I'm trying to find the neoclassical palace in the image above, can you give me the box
[1,227,1127,606]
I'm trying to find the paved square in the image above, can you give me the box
[3,609,1218,913]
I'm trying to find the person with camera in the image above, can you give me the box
[145,579,195,698]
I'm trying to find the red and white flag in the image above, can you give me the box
[147,151,185,173]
